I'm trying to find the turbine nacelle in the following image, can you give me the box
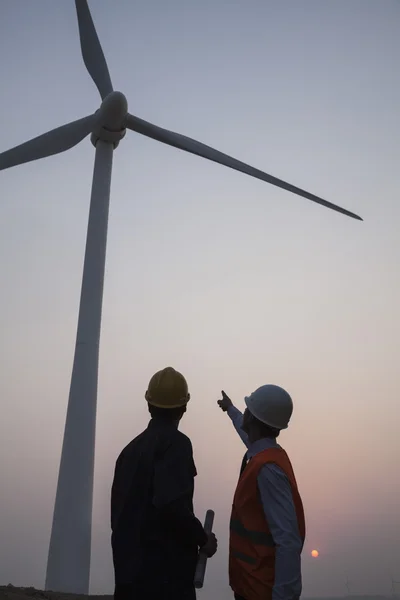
[91,91,128,148]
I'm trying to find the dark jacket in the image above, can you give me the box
[111,418,207,588]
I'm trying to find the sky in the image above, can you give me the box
[0,0,399,597]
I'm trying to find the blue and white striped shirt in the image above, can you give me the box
[228,405,303,600]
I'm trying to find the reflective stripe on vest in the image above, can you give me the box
[230,518,275,547]
[231,549,257,565]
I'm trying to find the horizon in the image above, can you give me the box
[1,586,400,599]
[0,0,399,597]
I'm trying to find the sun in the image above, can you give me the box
[311,550,319,558]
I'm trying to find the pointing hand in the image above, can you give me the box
[217,390,233,412]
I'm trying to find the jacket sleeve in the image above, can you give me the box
[227,405,250,448]
[110,454,123,533]
[158,496,208,548]
[257,464,303,600]
[152,434,208,548]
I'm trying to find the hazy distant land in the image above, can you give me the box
[0,584,397,600]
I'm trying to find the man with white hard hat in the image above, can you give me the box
[218,385,306,600]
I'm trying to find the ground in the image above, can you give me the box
[1,585,396,600]
[0,587,111,600]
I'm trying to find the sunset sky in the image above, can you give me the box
[0,1,399,597]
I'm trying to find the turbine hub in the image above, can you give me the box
[91,91,128,148]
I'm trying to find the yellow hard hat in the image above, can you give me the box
[145,367,190,409]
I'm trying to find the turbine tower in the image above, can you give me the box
[345,574,352,596]
[0,1,362,594]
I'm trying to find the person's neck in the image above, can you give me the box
[249,433,276,444]
[150,416,179,428]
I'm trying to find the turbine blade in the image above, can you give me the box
[125,114,362,221]
[75,0,113,99]
[0,115,96,172]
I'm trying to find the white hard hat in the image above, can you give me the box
[244,384,293,430]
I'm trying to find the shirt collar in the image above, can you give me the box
[247,436,280,459]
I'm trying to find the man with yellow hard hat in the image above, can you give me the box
[218,386,305,600]
[111,367,217,600]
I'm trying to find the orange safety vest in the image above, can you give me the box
[229,447,305,600]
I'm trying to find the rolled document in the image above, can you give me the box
[194,509,215,589]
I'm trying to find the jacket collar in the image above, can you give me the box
[247,436,280,459]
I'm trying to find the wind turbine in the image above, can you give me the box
[0,0,362,594]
